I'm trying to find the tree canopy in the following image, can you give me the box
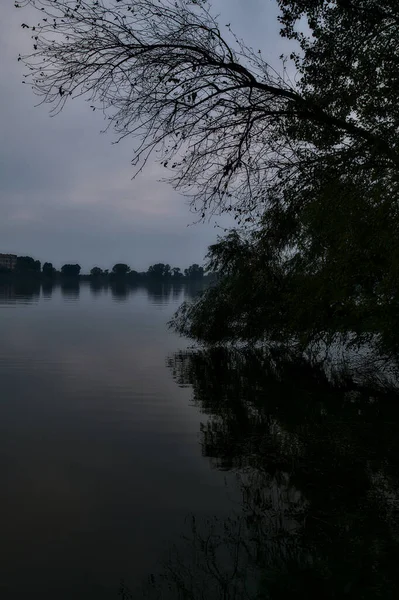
[18,0,399,355]
[147,263,171,278]
[184,264,204,279]
[90,266,103,277]
[112,263,131,276]
[61,263,81,277]
[16,256,41,273]
[42,262,56,277]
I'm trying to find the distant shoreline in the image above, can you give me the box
[0,272,214,283]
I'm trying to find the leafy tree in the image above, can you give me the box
[61,264,81,277]
[90,267,103,277]
[112,263,130,277]
[184,264,204,280]
[19,0,399,354]
[16,256,41,274]
[147,263,172,279]
[42,262,56,277]
[172,267,183,279]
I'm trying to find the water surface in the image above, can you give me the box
[1,281,399,599]
[0,281,235,599]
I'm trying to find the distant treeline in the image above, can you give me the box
[0,256,215,281]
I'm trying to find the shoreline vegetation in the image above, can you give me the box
[8,1,399,596]
[0,255,215,283]
[16,0,399,365]
[2,254,399,386]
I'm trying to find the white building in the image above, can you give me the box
[0,254,17,271]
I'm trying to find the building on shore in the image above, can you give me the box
[0,254,17,271]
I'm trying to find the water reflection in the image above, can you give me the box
[183,280,208,301]
[0,280,204,305]
[42,280,55,299]
[3,281,395,598]
[0,283,15,304]
[134,347,399,599]
[172,282,184,300]
[0,286,230,600]
[89,279,104,296]
[145,281,173,305]
[0,280,41,304]
[110,281,132,301]
[61,279,80,299]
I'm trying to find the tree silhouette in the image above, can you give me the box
[61,264,81,277]
[90,266,103,277]
[112,263,130,277]
[18,0,399,353]
[184,264,204,280]
[19,0,399,217]
[147,263,171,279]
[42,262,56,277]
[16,256,41,274]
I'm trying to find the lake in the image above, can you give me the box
[1,280,399,599]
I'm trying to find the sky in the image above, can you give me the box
[0,0,288,272]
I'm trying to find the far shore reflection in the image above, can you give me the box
[0,279,206,305]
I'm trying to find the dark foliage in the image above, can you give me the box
[17,0,399,355]
[16,256,41,273]
[61,263,81,277]
[42,262,56,277]
[90,266,103,277]
[112,263,131,277]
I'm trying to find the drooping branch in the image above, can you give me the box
[17,0,399,220]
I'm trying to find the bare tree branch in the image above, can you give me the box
[17,0,399,221]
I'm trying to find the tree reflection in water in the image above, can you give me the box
[128,348,399,599]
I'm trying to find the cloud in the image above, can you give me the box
[0,1,287,271]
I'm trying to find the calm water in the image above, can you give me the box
[0,281,236,599]
[1,280,399,599]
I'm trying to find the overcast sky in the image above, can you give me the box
[1,0,288,272]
